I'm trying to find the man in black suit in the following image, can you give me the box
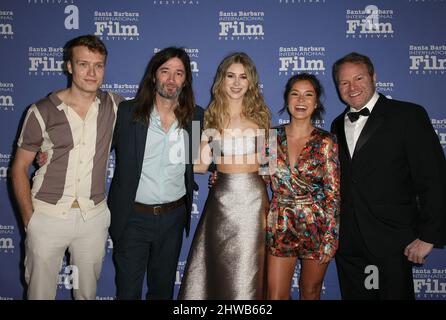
[108,47,203,299]
[330,52,446,299]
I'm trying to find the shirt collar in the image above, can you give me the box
[51,91,101,112]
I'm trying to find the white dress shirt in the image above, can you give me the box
[344,92,379,157]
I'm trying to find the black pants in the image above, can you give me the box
[113,205,186,300]
[335,214,414,300]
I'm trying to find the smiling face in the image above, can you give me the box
[337,62,376,110]
[67,45,106,94]
[155,57,186,100]
[223,63,249,102]
[287,80,317,122]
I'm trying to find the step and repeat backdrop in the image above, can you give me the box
[0,0,445,300]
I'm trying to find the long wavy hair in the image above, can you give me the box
[133,47,195,129]
[204,52,270,133]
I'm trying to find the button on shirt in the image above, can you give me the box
[17,90,123,220]
[344,92,379,157]
[135,107,186,205]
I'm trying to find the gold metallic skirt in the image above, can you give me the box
[178,172,269,300]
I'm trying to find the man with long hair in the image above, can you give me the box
[108,47,203,299]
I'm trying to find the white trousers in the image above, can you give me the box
[24,207,110,300]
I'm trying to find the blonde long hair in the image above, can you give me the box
[204,52,271,133]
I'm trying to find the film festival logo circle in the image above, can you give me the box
[0,10,14,40]
[218,11,265,41]
[28,46,64,76]
[409,45,446,75]
[345,5,394,39]
[0,82,14,111]
[278,46,326,77]
[94,10,140,41]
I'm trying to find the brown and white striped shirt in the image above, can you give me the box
[17,90,124,220]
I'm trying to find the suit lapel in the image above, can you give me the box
[353,94,386,156]
[135,120,148,175]
[334,108,352,162]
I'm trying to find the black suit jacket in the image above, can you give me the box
[331,94,446,257]
[108,99,204,242]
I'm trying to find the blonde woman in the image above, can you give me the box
[178,52,271,299]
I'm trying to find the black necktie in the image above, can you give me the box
[347,108,370,122]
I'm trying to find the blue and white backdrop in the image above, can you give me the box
[0,0,445,300]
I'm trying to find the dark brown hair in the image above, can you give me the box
[63,34,108,64]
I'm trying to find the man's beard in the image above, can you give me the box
[156,81,182,100]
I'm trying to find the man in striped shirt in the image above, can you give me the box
[11,35,123,300]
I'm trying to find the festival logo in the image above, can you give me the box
[409,45,446,75]
[218,11,264,41]
[375,80,394,99]
[176,259,187,286]
[28,46,64,76]
[101,83,138,101]
[191,190,200,219]
[0,82,14,111]
[0,224,15,253]
[94,10,140,41]
[278,46,326,76]
[0,10,13,40]
[345,5,394,39]
[57,260,79,290]
[106,235,113,254]
[432,119,446,149]
[413,267,446,299]
[106,153,115,183]
[0,153,11,181]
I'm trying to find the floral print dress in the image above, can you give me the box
[266,126,340,259]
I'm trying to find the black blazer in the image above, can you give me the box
[108,99,204,242]
[331,94,446,257]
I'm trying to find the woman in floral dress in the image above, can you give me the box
[266,73,340,300]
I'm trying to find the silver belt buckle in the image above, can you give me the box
[153,205,162,215]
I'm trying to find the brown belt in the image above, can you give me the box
[134,196,185,215]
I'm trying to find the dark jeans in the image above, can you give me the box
[113,205,186,300]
